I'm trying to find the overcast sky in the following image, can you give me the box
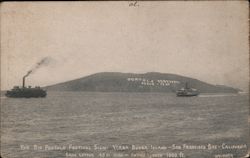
[1,1,249,91]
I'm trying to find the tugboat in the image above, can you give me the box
[176,82,199,97]
[5,76,47,98]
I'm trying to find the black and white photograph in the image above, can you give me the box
[0,1,249,158]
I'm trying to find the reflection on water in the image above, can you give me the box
[1,92,248,158]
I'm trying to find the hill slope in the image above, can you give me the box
[46,72,239,93]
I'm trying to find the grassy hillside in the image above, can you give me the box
[46,72,239,93]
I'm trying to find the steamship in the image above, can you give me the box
[5,76,47,98]
[176,82,199,97]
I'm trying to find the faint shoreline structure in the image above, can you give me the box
[176,82,199,97]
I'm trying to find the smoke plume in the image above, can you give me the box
[23,57,52,78]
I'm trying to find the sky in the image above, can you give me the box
[1,1,249,91]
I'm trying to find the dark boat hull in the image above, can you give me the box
[176,90,199,97]
[176,93,199,97]
[5,89,47,98]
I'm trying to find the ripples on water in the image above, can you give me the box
[1,92,249,158]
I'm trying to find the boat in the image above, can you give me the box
[176,82,199,97]
[5,76,47,98]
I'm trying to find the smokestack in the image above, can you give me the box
[21,57,51,88]
[22,70,32,88]
[23,77,26,88]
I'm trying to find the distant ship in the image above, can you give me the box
[176,82,199,97]
[5,76,47,98]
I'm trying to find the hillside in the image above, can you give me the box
[45,72,239,93]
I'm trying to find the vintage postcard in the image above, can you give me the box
[0,1,249,158]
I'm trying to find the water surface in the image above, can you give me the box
[1,92,248,158]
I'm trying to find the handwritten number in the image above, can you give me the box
[129,1,139,7]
